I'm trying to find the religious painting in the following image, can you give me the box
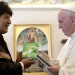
[3,0,50,4]
[64,0,75,4]
[14,24,51,73]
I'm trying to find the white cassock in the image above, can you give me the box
[57,32,75,75]
[43,32,75,75]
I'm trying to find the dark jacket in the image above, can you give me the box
[0,34,22,75]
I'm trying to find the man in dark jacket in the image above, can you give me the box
[0,1,34,75]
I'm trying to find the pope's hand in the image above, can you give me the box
[48,65,60,75]
[38,50,50,59]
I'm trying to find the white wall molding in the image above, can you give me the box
[10,4,64,11]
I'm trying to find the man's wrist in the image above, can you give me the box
[19,62,24,70]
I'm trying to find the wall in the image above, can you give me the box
[3,6,68,60]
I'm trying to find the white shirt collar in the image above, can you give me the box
[71,32,75,39]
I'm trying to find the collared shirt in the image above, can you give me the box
[71,32,75,39]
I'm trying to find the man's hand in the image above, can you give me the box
[16,52,22,62]
[47,65,60,75]
[0,52,11,59]
[21,58,34,69]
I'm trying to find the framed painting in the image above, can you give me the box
[14,24,51,73]
[64,0,75,4]
[3,0,50,5]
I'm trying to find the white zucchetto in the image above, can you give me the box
[62,5,75,13]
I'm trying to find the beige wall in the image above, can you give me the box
[3,8,68,60]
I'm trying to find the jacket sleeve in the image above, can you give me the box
[0,58,22,75]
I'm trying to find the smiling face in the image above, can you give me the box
[0,13,11,34]
[58,10,75,37]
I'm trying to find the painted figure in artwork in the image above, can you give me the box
[50,0,62,4]
[27,28,38,42]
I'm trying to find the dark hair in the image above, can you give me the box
[0,1,13,16]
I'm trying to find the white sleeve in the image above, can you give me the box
[49,58,59,66]
[59,67,75,75]
[19,62,24,71]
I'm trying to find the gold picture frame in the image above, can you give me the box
[64,0,75,4]
[4,0,50,5]
[14,24,51,73]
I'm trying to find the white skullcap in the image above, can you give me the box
[61,5,75,12]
